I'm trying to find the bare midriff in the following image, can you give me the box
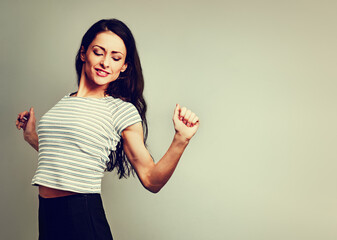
[39,185,79,198]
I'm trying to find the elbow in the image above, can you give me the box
[142,178,163,194]
[146,185,162,194]
[144,182,162,194]
[140,167,166,193]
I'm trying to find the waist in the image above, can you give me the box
[39,185,80,198]
[38,191,102,207]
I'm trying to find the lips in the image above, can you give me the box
[95,68,110,77]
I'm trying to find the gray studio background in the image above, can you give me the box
[1,0,337,239]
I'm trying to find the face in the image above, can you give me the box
[80,31,128,89]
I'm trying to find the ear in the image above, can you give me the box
[121,63,128,72]
[80,46,86,62]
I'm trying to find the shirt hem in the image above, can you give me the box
[32,181,101,194]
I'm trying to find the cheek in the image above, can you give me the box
[112,63,125,74]
[84,58,94,69]
[85,63,94,76]
[110,72,121,80]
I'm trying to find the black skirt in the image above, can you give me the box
[38,193,113,240]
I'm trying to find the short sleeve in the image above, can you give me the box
[113,101,142,136]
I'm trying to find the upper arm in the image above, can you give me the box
[121,122,155,187]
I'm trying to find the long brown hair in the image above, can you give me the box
[75,19,148,178]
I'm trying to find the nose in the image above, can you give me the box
[100,55,110,69]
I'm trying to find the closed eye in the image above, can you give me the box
[94,51,103,56]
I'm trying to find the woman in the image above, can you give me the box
[16,19,199,240]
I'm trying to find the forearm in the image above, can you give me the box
[123,105,199,193]
[24,132,39,151]
[147,133,189,192]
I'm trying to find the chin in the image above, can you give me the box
[92,77,114,86]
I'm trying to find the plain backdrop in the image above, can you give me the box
[1,0,337,239]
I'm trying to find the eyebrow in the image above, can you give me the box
[92,45,124,55]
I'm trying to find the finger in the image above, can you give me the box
[179,107,187,120]
[192,120,200,128]
[19,111,28,118]
[173,104,180,120]
[18,115,28,123]
[17,116,25,123]
[185,112,196,127]
[187,112,196,123]
[19,111,29,121]
[191,116,199,125]
[183,110,191,121]
[18,122,24,130]
[22,122,27,130]
[16,114,21,127]
[24,112,30,121]
[17,111,29,130]
[16,120,22,129]
[29,107,34,120]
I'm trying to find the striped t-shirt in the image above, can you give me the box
[31,93,142,193]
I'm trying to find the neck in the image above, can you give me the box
[77,72,108,98]
[76,85,107,98]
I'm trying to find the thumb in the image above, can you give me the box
[174,104,180,119]
[29,107,35,120]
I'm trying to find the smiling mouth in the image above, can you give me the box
[95,68,110,77]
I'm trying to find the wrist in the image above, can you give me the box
[173,132,190,146]
[24,132,37,143]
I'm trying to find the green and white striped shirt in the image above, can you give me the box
[31,93,142,193]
